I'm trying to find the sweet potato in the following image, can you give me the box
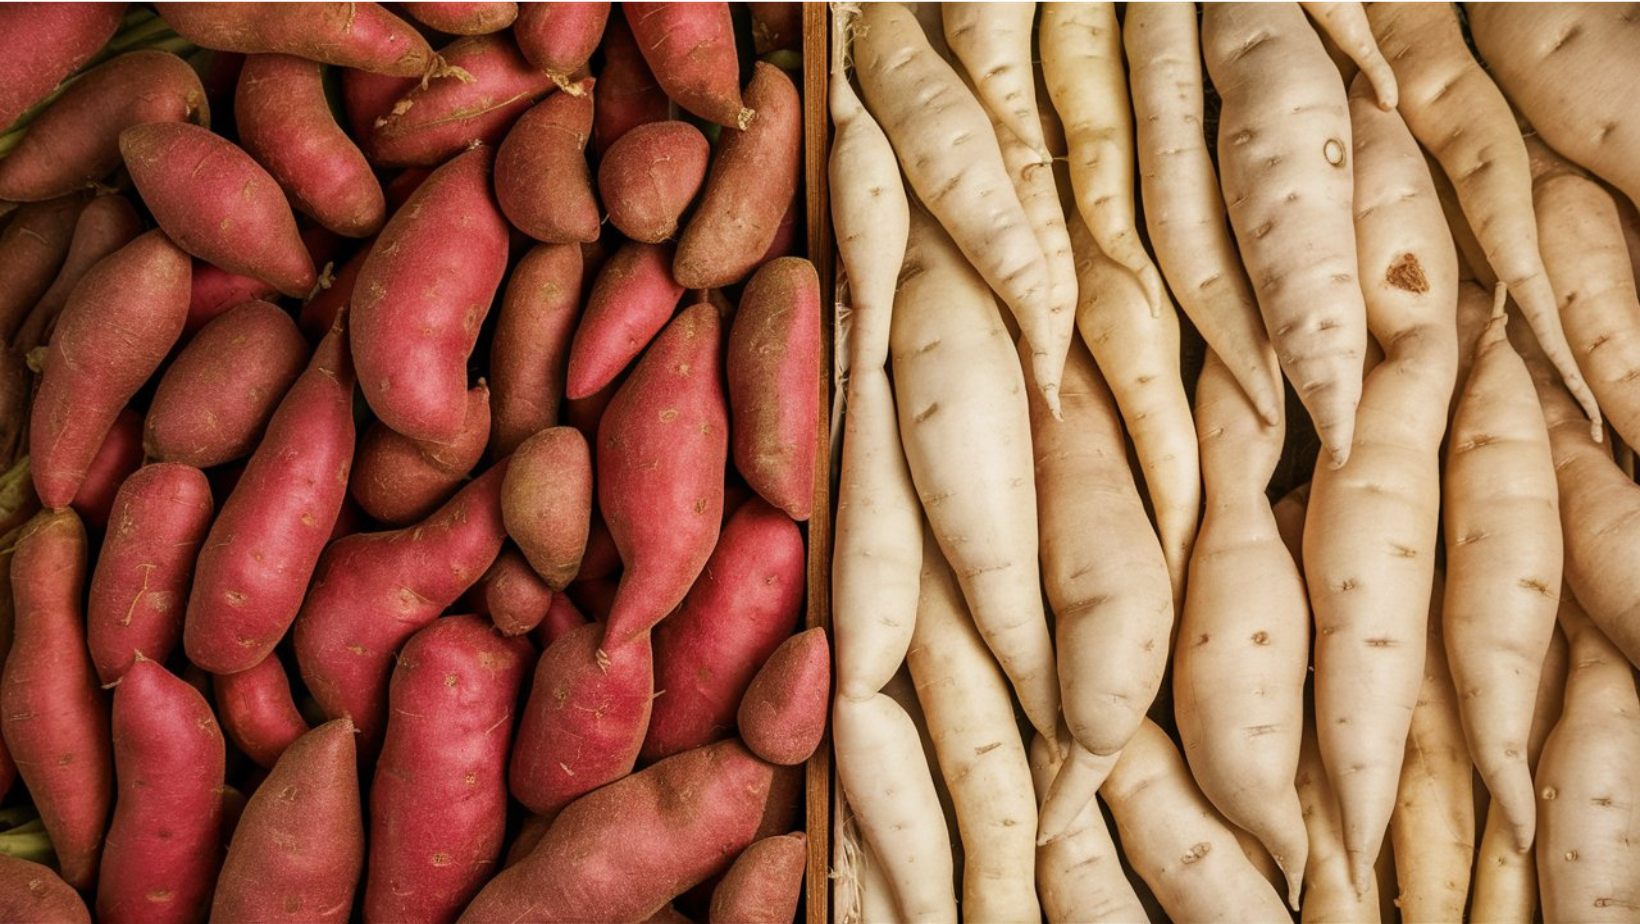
[0,511,110,891]
[566,241,686,400]
[351,146,508,442]
[471,546,555,637]
[709,834,806,924]
[739,627,829,767]
[86,463,214,684]
[507,620,653,815]
[297,242,368,341]
[0,51,206,204]
[121,123,315,298]
[235,54,385,238]
[182,318,356,675]
[750,3,801,54]
[213,652,308,770]
[531,591,589,650]
[145,299,308,469]
[30,231,190,508]
[0,3,124,130]
[599,121,711,244]
[489,243,584,456]
[351,383,490,526]
[514,3,610,88]
[10,194,141,354]
[0,196,84,345]
[184,264,278,337]
[624,2,750,131]
[592,9,671,157]
[643,497,803,762]
[598,303,728,649]
[155,2,435,76]
[0,353,25,464]
[465,739,777,923]
[495,80,599,244]
[674,64,802,289]
[727,257,819,521]
[366,616,532,924]
[340,67,417,141]
[368,34,555,167]
[210,719,364,922]
[0,855,90,924]
[96,659,225,924]
[293,463,509,748]
[500,426,592,590]
[400,1,517,35]
[69,407,143,531]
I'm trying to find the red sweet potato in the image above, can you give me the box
[750,3,802,55]
[298,242,368,341]
[515,3,609,87]
[145,299,309,468]
[293,463,509,748]
[351,146,508,442]
[96,659,226,924]
[182,317,356,675]
[340,67,418,140]
[566,241,686,400]
[30,231,190,509]
[10,194,141,353]
[0,854,90,924]
[0,511,111,891]
[599,303,728,648]
[365,616,532,924]
[466,739,778,923]
[507,621,654,815]
[185,263,278,336]
[0,51,208,203]
[501,427,592,590]
[599,121,710,244]
[501,813,553,871]
[495,81,599,244]
[69,407,143,531]
[0,3,124,130]
[532,591,589,649]
[155,2,436,77]
[86,463,213,684]
[727,257,820,521]
[489,243,583,456]
[121,123,316,298]
[643,498,803,762]
[592,9,670,158]
[472,546,555,637]
[674,63,801,289]
[576,509,620,582]
[402,1,517,34]
[210,719,364,921]
[708,833,807,924]
[739,627,830,766]
[757,193,801,265]
[368,34,555,168]
[624,3,750,131]
[236,54,385,238]
[0,356,23,465]
[350,382,490,525]
[213,652,309,770]
[565,576,619,622]
[0,196,84,344]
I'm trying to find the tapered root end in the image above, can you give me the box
[1348,854,1374,899]
[736,107,758,132]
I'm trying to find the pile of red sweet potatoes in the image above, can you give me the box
[0,3,823,922]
